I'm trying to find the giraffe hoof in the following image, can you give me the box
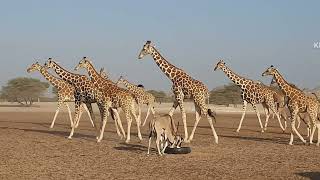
[67,136,72,140]
[49,126,54,129]
[125,139,130,144]
[236,130,240,133]
[263,127,267,131]
[261,129,264,133]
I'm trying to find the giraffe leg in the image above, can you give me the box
[289,109,306,145]
[263,104,270,131]
[138,104,142,126]
[125,110,133,144]
[131,102,143,141]
[310,125,316,144]
[97,105,109,143]
[253,104,264,133]
[142,104,152,127]
[50,101,62,129]
[188,104,201,143]
[65,102,73,128]
[316,122,320,147]
[113,108,126,138]
[68,101,81,139]
[178,101,188,141]
[308,112,317,145]
[82,104,95,127]
[147,136,152,155]
[269,103,285,132]
[168,101,179,117]
[75,104,83,128]
[111,108,121,138]
[236,100,248,132]
[86,103,99,138]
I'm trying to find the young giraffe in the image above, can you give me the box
[75,57,142,143]
[100,67,108,79]
[138,41,218,143]
[27,62,94,128]
[44,58,114,141]
[262,65,320,146]
[116,76,156,126]
[270,78,312,133]
[214,60,285,132]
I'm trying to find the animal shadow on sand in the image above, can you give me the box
[296,172,320,180]
[114,142,150,154]
[220,134,301,145]
[0,126,97,140]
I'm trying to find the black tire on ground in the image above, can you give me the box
[164,147,191,154]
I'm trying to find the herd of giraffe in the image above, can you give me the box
[26,40,320,150]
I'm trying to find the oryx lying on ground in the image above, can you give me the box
[147,114,183,155]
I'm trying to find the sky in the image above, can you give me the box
[1,0,320,92]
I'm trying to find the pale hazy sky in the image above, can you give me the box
[1,0,320,91]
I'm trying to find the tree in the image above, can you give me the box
[209,83,242,105]
[1,77,49,106]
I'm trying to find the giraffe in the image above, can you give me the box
[138,41,218,143]
[214,60,285,132]
[100,67,108,79]
[27,62,94,128]
[44,58,115,141]
[262,65,320,146]
[74,57,142,143]
[116,76,156,126]
[270,77,312,133]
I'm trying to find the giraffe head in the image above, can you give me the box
[116,75,125,86]
[74,57,92,71]
[27,62,42,73]
[44,58,56,69]
[100,67,108,79]
[138,40,153,59]
[213,60,226,71]
[262,65,277,77]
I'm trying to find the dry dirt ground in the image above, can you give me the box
[0,110,319,179]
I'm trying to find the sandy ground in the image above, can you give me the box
[0,103,319,179]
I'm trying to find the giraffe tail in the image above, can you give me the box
[208,109,217,123]
[110,108,116,120]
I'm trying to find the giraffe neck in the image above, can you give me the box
[39,67,63,89]
[86,63,106,87]
[51,62,82,84]
[272,70,295,97]
[120,79,140,91]
[150,46,183,81]
[220,65,248,86]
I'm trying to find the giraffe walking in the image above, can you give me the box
[262,65,320,146]
[27,62,94,128]
[214,60,285,132]
[44,59,114,141]
[138,41,218,143]
[75,58,142,143]
[116,76,156,126]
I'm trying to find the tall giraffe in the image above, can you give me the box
[138,41,218,143]
[214,60,285,132]
[27,62,94,128]
[44,58,114,141]
[116,76,156,126]
[262,65,320,146]
[74,57,142,143]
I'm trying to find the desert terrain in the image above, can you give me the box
[0,102,319,179]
